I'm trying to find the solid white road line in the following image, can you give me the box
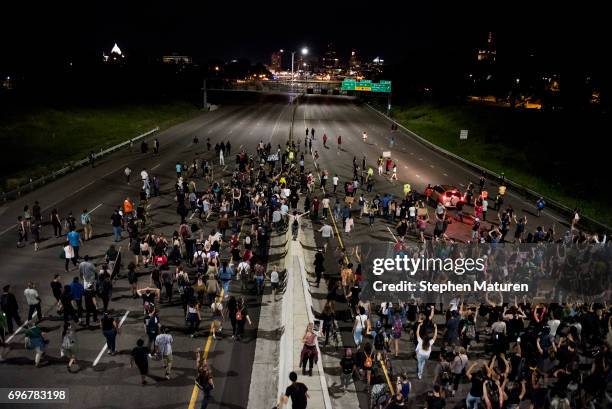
[5,311,37,344]
[386,226,399,243]
[89,203,103,214]
[93,310,130,367]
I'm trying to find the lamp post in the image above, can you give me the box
[291,47,308,82]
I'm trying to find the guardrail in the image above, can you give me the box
[1,127,159,203]
[366,104,611,233]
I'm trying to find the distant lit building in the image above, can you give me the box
[162,55,193,65]
[322,43,340,76]
[349,49,361,74]
[270,51,282,73]
[103,42,125,63]
[477,32,496,63]
[2,76,15,90]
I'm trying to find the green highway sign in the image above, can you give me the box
[341,79,391,93]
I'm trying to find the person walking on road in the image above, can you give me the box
[337,135,342,150]
[125,167,132,184]
[1,285,22,333]
[196,362,214,409]
[61,322,78,372]
[131,338,150,385]
[219,148,225,166]
[234,298,251,342]
[100,312,118,356]
[318,223,334,252]
[311,128,315,139]
[24,282,42,323]
[322,133,328,148]
[24,321,47,367]
[153,138,160,154]
[155,326,174,379]
[276,371,309,409]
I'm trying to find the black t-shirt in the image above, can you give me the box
[285,382,308,409]
[426,395,446,409]
[51,281,62,298]
[340,357,355,374]
[131,346,149,366]
[101,316,115,331]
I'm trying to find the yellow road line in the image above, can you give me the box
[187,288,225,409]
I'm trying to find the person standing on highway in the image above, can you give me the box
[1,285,22,333]
[155,326,173,379]
[80,209,93,241]
[311,128,315,139]
[111,208,122,242]
[536,197,546,217]
[50,208,62,238]
[153,138,160,154]
[219,147,225,166]
[24,282,42,323]
[66,226,82,261]
[305,127,309,137]
[337,135,342,150]
[322,133,328,148]
[100,312,118,356]
[124,167,131,184]
[131,338,150,385]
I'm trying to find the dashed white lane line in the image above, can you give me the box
[151,163,161,171]
[416,174,421,178]
[419,158,423,161]
[93,310,130,367]
[5,311,37,344]
[207,129,213,134]
[443,173,448,177]
[89,203,103,214]
[430,165,435,168]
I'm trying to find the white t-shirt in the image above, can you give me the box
[355,314,368,330]
[482,200,488,211]
[416,338,435,359]
[319,225,333,238]
[409,206,416,217]
[332,176,339,186]
[270,270,279,283]
[322,198,330,209]
[141,170,148,181]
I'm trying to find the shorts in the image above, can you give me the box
[271,282,279,290]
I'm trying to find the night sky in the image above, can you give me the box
[1,2,608,71]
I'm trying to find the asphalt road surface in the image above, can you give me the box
[0,93,571,409]
[0,93,294,409]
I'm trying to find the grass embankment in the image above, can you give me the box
[0,101,201,191]
[385,102,611,228]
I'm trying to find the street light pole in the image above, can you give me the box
[291,52,295,82]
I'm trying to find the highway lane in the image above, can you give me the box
[296,95,570,409]
[0,93,294,409]
[299,95,563,248]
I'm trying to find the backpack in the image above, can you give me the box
[235,308,243,321]
[364,352,373,369]
[439,363,452,384]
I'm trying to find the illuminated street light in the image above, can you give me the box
[291,46,309,82]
